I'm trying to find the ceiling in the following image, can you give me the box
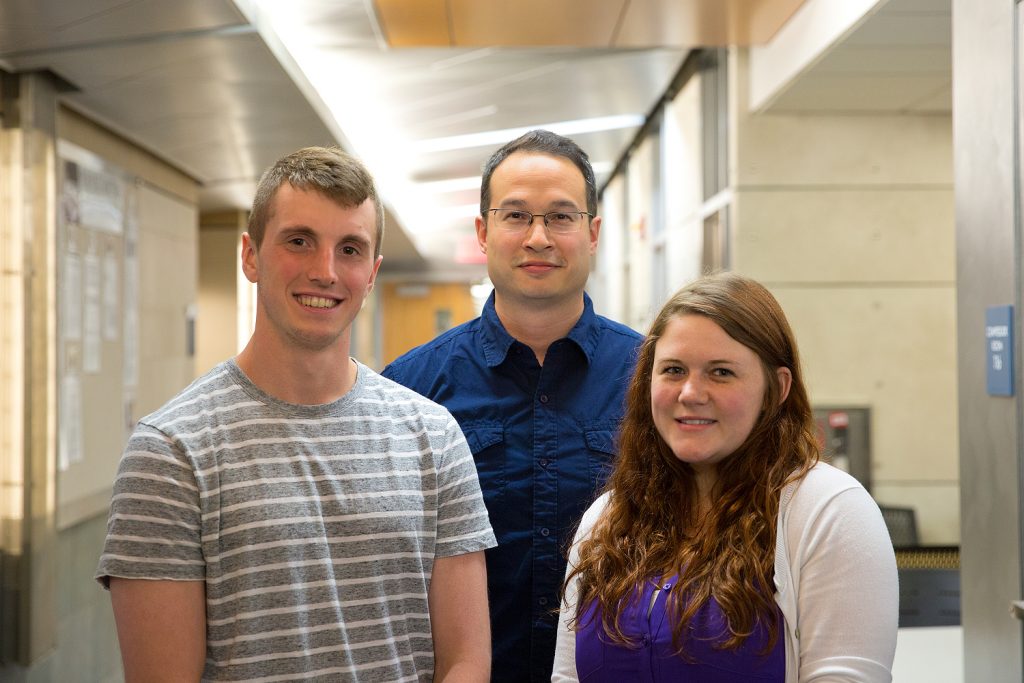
[373,0,808,47]
[764,0,951,113]
[0,0,951,277]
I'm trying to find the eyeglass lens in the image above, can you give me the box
[490,209,585,233]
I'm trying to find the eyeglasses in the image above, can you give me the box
[486,208,593,234]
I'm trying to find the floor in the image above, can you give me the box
[891,626,963,683]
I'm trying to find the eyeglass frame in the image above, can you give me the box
[484,207,595,234]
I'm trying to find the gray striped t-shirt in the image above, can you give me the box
[96,359,497,682]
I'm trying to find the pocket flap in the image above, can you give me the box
[584,429,616,455]
[463,422,504,454]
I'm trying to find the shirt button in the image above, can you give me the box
[539,458,549,468]
[539,394,549,404]
[540,527,550,537]
[539,597,548,606]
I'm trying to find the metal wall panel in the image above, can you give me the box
[952,0,1024,680]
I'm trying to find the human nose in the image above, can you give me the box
[522,215,553,249]
[308,246,337,284]
[677,376,707,404]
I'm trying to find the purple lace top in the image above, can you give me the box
[575,578,785,682]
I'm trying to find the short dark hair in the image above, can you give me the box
[479,129,597,217]
[248,146,385,257]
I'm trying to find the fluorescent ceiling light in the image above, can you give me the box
[414,114,646,153]
[420,176,481,193]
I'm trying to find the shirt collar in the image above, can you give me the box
[479,291,601,367]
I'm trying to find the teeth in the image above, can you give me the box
[680,419,714,425]
[298,295,338,308]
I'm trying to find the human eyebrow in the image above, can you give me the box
[279,225,316,241]
[339,233,372,250]
[547,199,582,211]
[342,231,371,246]
[497,199,529,208]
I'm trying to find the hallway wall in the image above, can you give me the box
[0,106,198,682]
[730,49,958,543]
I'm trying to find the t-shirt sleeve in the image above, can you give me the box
[94,422,205,587]
[432,415,497,558]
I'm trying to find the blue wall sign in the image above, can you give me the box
[986,305,1014,396]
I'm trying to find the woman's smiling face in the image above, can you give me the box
[650,314,771,475]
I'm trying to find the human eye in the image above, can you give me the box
[711,367,736,378]
[287,236,309,248]
[545,212,577,231]
[501,210,530,224]
[659,364,684,376]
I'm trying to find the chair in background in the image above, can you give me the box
[878,504,920,548]
[876,504,961,627]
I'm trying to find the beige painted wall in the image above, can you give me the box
[625,137,657,331]
[59,107,197,206]
[59,106,199,420]
[135,186,198,417]
[56,108,199,523]
[729,49,958,544]
[198,211,246,375]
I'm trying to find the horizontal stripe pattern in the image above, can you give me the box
[97,360,496,681]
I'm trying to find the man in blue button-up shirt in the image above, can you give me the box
[383,130,642,682]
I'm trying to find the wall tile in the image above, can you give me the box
[735,112,953,187]
[734,188,954,283]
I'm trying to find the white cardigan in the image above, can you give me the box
[552,462,899,683]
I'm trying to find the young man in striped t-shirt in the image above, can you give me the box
[96,147,496,682]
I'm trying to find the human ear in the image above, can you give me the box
[776,367,793,405]
[366,254,383,294]
[240,233,258,284]
[475,215,488,254]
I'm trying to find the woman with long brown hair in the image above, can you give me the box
[552,273,898,682]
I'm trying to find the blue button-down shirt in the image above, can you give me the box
[382,292,642,682]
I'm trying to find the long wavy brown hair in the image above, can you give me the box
[564,273,819,654]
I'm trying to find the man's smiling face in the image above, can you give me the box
[242,183,382,354]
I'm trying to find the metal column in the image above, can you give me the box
[953,0,1024,680]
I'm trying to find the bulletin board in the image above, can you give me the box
[56,140,139,529]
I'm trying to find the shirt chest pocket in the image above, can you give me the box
[462,420,506,510]
[584,428,617,490]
